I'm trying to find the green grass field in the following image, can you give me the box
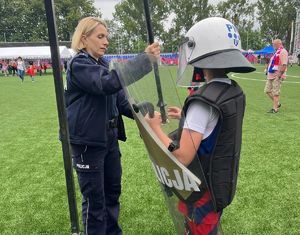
[0,65,299,235]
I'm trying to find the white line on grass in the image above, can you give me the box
[252,71,300,79]
[231,73,300,84]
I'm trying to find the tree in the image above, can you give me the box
[0,0,28,42]
[160,0,213,52]
[22,0,48,41]
[0,0,100,42]
[169,0,212,35]
[55,0,101,41]
[241,30,265,50]
[111,0,214,53]
[213,0,256,50]
[257,0,299,50]
[112,0,169,53]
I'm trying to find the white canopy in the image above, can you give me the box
[0,46,72,59]
[68,48,77,57]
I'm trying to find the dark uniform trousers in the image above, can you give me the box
[71,127,122,235]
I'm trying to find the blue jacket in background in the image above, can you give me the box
[65,50,152,147]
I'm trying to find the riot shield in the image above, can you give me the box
[115,60,223,235]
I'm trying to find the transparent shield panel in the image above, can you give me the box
[130,98,223,235]
[110,54,158,87]
[117,58,223,234]
[125,62,184,134]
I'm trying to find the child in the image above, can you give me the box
[146,17,255,234]
[1,61,9,77]
[27,61,35,82]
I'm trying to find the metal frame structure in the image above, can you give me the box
[44,0,80,234]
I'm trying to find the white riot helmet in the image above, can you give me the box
[177,17,255,87]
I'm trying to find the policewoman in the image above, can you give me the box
[65,17,160,235]
[146,17,255,234]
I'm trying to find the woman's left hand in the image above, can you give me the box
[145,42,160,60]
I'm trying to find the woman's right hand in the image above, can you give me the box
[168,106,182,120]
[145,111,162,131]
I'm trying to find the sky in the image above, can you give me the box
[94,0,122,20]
[94,0,221,20]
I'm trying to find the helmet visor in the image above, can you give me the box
[177,37,205,88]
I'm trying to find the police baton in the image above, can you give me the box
[142,0,167,123]
[44,0,80,234]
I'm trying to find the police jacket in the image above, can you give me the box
[182,79,245,211]
[65,50,152,147]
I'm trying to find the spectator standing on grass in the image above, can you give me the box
[8,60,13,76]
[11,59,17,76]
[36,61,42,77]
[288,54,293,67]
[65,16,160,235]
[43,63,47,74]
[17,57,26,82]
[264,39,288,113]
[1,60,9,77]
[257,54,261,64]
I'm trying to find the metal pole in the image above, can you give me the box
[246,31,248,50]
[43,0,80,234]
[289,20,294,53]
[142,0,167,123]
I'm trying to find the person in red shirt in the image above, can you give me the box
[43,63,47,74]
[27,61,35,82]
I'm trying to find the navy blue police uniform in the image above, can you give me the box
[65,50,152,235]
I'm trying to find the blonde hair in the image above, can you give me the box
[71,17,107,52]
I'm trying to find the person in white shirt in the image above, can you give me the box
[145,17,255,235]
[17,56,26,82]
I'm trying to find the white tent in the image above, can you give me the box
[68,48,77,57]
[0,46,72,59]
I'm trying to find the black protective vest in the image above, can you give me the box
[182,79,246,211]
